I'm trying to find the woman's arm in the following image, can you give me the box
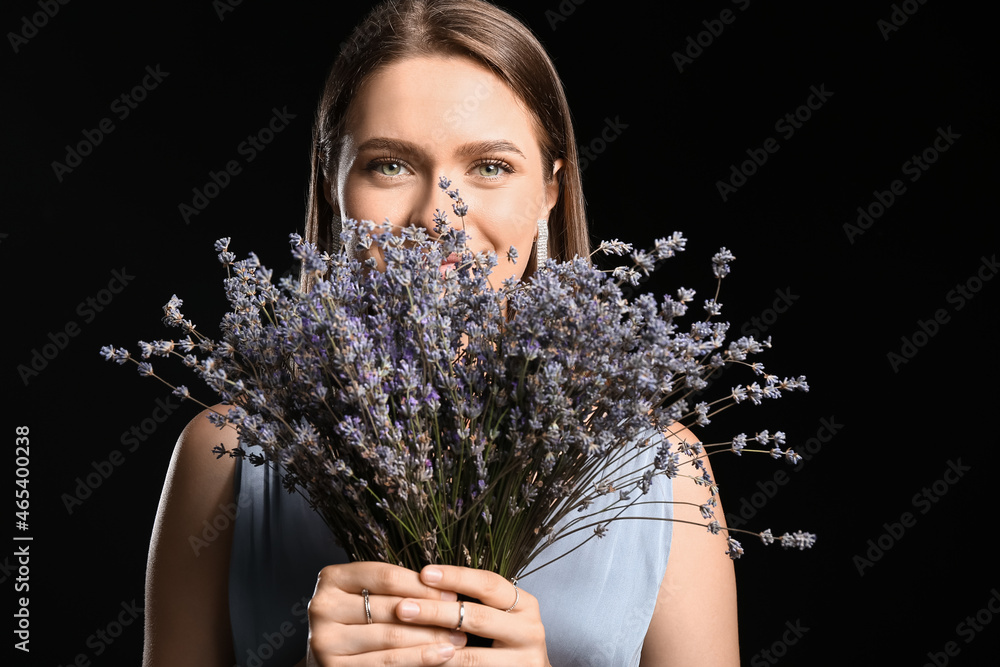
[142,406,238,667]
[640,426,740,666]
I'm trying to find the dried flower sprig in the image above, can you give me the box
[102,178,814,577]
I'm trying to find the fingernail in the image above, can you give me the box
[437,643,456,658]
[440,590,458,602]
[449,631,466,646]
[398,601,420,618]
[423,566,443,583]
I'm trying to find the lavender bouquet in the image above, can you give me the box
[103,179,814,578]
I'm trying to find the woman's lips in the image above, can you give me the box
[439,252,463,275]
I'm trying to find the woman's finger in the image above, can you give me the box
[314,561,459,602]
[310,640,462,666]
[310,587,460,627]
[309,620,467,657]
[395,597,536,645]
[313,590,405,625]
[418,564,524,612]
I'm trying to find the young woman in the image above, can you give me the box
[142,2,739,665]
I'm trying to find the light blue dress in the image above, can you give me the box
[229,438,673,667]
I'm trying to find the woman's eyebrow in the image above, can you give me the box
[454,139,525,159]
[355,137,525,159]
[355,137,419,155]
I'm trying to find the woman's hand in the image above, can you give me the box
[397,564,550,666]
[305,561,467,666]
[304,561,550,666]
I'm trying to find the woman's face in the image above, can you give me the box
[332,54,562,289]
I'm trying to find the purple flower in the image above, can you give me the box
[726,538,744,559]
[102,214,811,572]
[712,247,735,279]
[780,531,816,550]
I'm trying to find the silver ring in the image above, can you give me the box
[455,601,465,630]
[363,588,372,624]
[503,578,519,613]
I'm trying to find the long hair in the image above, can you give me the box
[303,0,589,285]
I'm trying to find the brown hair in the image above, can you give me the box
[304,0,589,284]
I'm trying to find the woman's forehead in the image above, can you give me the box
[344,54,540,155]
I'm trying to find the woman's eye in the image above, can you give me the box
[375,161,405,176]
[474,160,511,178]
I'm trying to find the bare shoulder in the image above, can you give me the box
[154,404,239,522]
[142,404,239,667]
[640,423,741,666]
[171,404,239,480]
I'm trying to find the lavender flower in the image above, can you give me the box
[102,189,813,577]
[712,247,735,279]
[726,538,744,560]
[781,531,817,550]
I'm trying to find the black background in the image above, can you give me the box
[3,0,998,665]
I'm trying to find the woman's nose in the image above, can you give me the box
[406,178,467,239]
